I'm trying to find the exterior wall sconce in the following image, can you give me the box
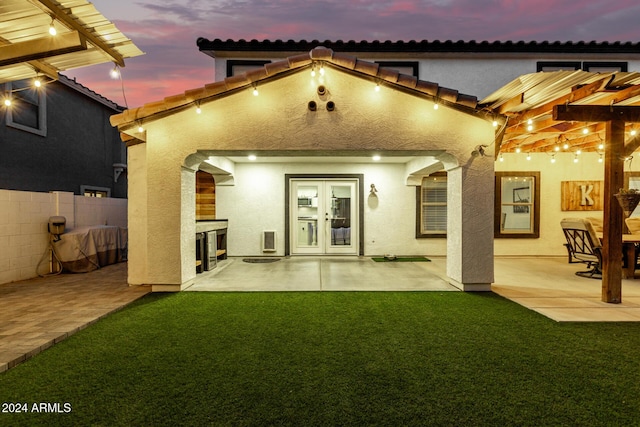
[370,184,378,196]
[471,145,487,157]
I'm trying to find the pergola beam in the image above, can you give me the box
[554,105,640,123]
[0,31,86,67]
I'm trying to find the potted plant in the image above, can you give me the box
[615,188,640,217]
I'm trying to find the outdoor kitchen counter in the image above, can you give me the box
[196,220,228,233]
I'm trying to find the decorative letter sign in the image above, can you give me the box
[561,181,603,211]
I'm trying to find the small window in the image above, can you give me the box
[81,185,110,198]
[495,172,540,238]
[583,61,628,73]
[375,61,419,78]
[536,61,581,72]
[4,79,47,136]
[416,174,447,238]
[226,60,271,77]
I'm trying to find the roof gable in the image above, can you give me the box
[111,47,481,131]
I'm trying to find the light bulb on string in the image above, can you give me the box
[110,64,120,79]
[499,154,504,162]
[3,98,11,107]
[599,154,603,163]
[515,146,521,154]
[551,154,556,163]
[526,153,531,161]
[33,77,42,88]
[573,154,579,163]
[48,20,57,36]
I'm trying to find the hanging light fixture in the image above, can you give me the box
[3,98,11,107]
[551,154,556,163]
[499,153,504,162]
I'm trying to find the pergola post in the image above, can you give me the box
[601,120,625,303]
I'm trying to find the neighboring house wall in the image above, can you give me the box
[0,189,127,284]
[0,76,127,198]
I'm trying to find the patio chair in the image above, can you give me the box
[560,218,602,279]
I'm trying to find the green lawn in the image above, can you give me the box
[1,292,640,426]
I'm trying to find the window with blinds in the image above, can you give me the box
[419,175,447,236]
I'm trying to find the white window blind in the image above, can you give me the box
[421,177,447,233]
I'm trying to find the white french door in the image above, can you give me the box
[291,179,358,255]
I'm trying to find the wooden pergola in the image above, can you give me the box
[481,70,640,303]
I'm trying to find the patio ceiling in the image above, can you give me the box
[480,70,640,156]
[0,0,143,83]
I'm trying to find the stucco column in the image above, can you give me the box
[126,143,148,286]
[446,160,494,290]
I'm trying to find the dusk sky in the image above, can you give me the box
[63,0,640,108]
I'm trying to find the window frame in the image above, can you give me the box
[4,80,47,136]
[81,185,111,198]
[375,61,419,78]
[226,60,271,77]
[494,171,540,238]
[416,173,447,238]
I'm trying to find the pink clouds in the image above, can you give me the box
[61,0,640,108]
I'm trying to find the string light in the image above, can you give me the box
[526,119,533,132]
[48,20,57,36]
[631,129,637,136]
[551,154,556,163]
[252,85,259,96]
[319,64,325,76]
[582,128,589,135]
[554,145,560,152]
[499,154,504,162]
[433,102,439,110]
[33,77,42,88]
[573,154,579,163]
[375,83,380,92]
[515,146,521,153]
[598,143,604,150]
[599,154,603,163]
[110,64,120,79]
[196,106,201,114]
[563,143,569,150]
[3,98,11,107]
[526,153,531,161]
[492,120,498,127]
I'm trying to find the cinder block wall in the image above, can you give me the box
[0,190,127,284]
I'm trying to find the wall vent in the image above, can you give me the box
[262,230,276,252]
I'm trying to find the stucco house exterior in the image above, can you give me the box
[111,38,640,295]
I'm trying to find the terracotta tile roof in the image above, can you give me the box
[110,47,481,129]
[198,38,640,55]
